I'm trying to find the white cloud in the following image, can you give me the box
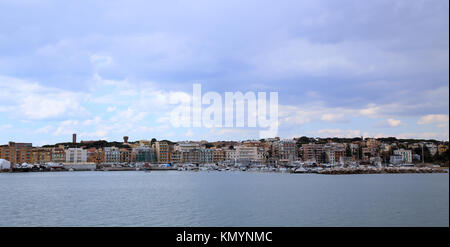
[20,95,85,120]
[417,114,449,125]
[79,130,109,140]
[387,118,402,127]
[315,129,361,138]
[82,117,102,126]
[359,104,381,118]
[375,118,403,128]
[397,132,449,141]
[0,75,87,120]
[321,113,345,122]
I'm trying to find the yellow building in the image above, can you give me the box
[0,142,33,164]
[213,149,225,162]
[31,147,52,164]
[438,144,448,155]
[154,141,171,163]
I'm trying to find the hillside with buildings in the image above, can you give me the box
[0,134,448,169]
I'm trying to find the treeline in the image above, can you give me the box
[294,136,446,145]
[42,141,133,149]
[412,145,450,165]
[41,138,175,149]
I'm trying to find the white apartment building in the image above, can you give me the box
[236,146,260,161]
[65,148,87,163]
[393,149,412,163]
[176,142,200,152]
[225,149,237,161]
[426,143,438,156]
[104,147,120,163]
[274,140,297,162]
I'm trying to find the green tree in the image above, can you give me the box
[423,145,432,163]
[345,145,352,157]
[320,152,327,163]
[358,146,363,160]
[204,143,214,149]
[432,152,440,162]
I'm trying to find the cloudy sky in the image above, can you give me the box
[0,0,448,145]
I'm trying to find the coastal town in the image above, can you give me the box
[0,134,448,174]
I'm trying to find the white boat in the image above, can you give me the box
[293,167,307,173]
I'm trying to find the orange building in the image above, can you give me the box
[0,142,33,164]
[155,141,171,163]
[120,148,134,163]
[87,148,105,164]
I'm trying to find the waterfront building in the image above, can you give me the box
[362,147,378,161]
[51,146,66,163]
[154,141,171,163]
[87,148,104,164]
[31,147,52,164]
[370,156,383,166]
[273,140,297,163]
[225,149,237,161]
[200,149,213,163]
[182,149,200,163]
[349,143,359,155]
[171,150,182,164]
[133,145,157,163]
[323,143,345,164]
[236,146,259,162]
[426,143,438,156]
[104,147,120,163]
[66,148,88,163]
[266,137,280,142]
[213,149,225,163]
[390,155,403,165]
[339,156,353,166]
[302,143,325,163]
[119,148,133,163]
[381,143,391,152]
[393,149,412,163]
[438,144,449,154]
[0,142,33,164]
[366,138,380,149]
[257,147,267,163]
[138,140,152,146]
[177,142,200,152]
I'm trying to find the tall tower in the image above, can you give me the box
[73,133,77,144]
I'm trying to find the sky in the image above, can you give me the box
[0,0,448,145]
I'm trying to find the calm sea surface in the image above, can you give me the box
[0,171,448,226]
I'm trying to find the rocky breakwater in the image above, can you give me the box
[319,167,448,175]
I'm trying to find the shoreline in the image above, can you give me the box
[1,166,448,175]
